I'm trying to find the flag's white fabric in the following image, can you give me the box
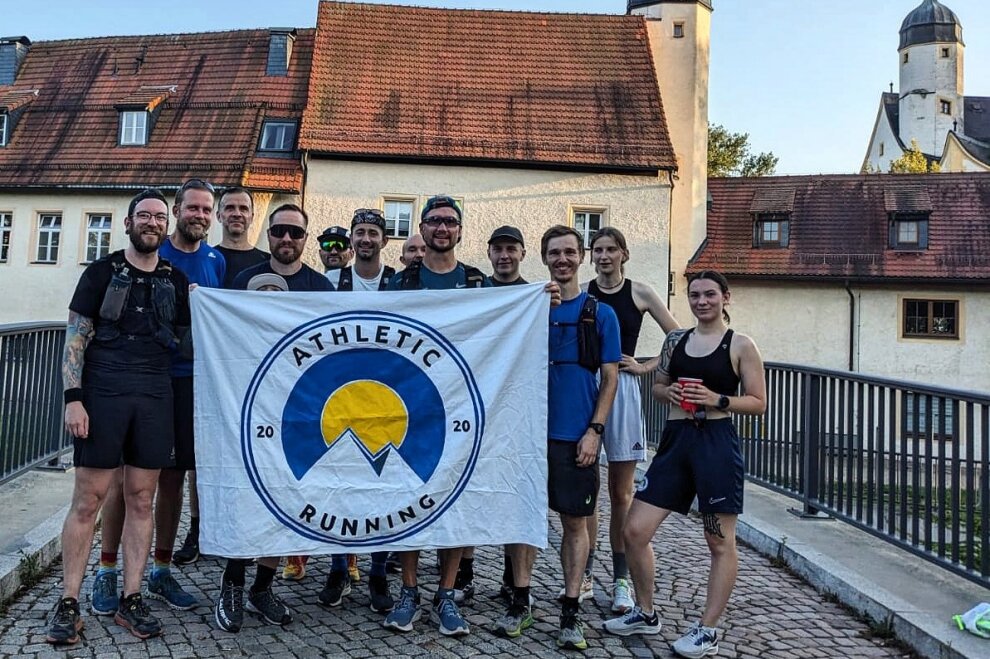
[191,284,549,557]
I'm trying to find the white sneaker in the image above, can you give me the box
[672,622,719,658]
[610,578,634,613]
[602,606,661,636]
[557,573,594,603]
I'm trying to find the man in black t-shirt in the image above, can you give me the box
[488,225,528,287]
[213,187,268,288]
[46,189,191,645]
[231,204,333,292]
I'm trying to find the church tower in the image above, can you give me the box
[898,0,964,157]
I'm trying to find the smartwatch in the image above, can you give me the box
[717,395,730,411]
[588,422,605,436]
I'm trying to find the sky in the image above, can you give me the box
[8,0,990,175]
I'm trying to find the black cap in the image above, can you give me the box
[317,226,350,246]
[421,195,462,221]
[488,225,525,247]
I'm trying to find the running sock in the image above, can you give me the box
[251,564,276,594]
[188,515,200,536]
[512,586,530,608]
[457,556,474,582]
[502,553,514,586]
[369,551,388,578]
[561,595,580,618]
[224,559,247,587]
[98,552,118,574]
[612,552,629,580]
[585,548,596,577]
[152,549,172,576]
[330,554,348,573]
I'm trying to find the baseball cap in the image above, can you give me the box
[488,225,525,247]
[246,273,289,291]
[317,226,350,247]
[421,195,462,222]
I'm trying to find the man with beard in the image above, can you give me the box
[317,225,352,272]
[46,189,191,644]
[216,203,330,634]
[326,209,395,290]
[214,186,268,288]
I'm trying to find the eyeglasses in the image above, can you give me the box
[179,178,216,193]
[320,239,348,251]
[422,216,461,228]
[133,211,169,223]
[269,224,307,240]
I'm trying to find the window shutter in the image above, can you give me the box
[919,221,929,249]
[780,221,790,247]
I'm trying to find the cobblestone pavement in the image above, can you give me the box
[1,483,915,659]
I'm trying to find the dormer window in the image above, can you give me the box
[120,110,148,146]
[889,212,929,250]
[259,120,297,153]
[0,113,7,147]
[753,212,789,248]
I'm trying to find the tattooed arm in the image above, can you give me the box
[651,328,688,405]
[63,311,94,438]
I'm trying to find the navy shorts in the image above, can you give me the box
[168,376,196,470]
[73,390,175,470]
[635,419,744,515]
[548,439,599,517]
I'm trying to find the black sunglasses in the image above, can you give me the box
[269,224,306,240]
[179,178,216,193]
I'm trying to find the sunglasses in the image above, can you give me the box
[269,224,307,240]
[320,239,348,251]
[179,178,216,193]
[422,216,461,228]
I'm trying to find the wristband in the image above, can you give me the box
[64,388,84,404]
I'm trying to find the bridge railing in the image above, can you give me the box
[0,322,70,484]
[641,362,989,588]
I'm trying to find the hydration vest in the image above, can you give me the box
[337,265,396,291]
[94,251,179,350]
[398,260,486,290]
[551,294,601,373]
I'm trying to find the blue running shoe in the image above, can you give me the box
[91,570,118,616]
[432,588,469,636]
[146,570,197,610]
[383,586,421,632]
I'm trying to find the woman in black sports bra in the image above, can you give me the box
[603,271,767,657]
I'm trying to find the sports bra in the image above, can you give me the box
[667,328,740,395]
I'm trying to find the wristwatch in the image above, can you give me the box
[717,395,730,411]
[588,422,605,436]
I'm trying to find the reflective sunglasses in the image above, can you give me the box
[269,224,306,240]
[320,239,348,251]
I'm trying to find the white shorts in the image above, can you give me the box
[602,371,647,463]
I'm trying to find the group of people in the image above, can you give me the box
[46,179,766,659]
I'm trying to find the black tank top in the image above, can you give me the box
[588,279,642,356]
[668,328,739,395]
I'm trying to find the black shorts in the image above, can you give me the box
[73,390,175,470]
[635,419,744,515]
[168,376,195,470]
[547,439,599,517]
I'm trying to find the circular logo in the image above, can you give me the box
[240,311,485,547]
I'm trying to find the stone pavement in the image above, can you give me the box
[0,483,914,659]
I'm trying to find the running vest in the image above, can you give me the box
[588,279,643,356]
[398,260,486,290]
[668,328,739,395]
[336,264,396,291]
[95,251,179,350]
[550,294,602,373]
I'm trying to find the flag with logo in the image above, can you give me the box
[191,284,549,557]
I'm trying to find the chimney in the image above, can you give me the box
[0,36,30,85]
[266,28,296,77]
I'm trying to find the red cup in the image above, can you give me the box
[677,377,704,414]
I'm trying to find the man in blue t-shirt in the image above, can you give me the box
[495,224,620,649]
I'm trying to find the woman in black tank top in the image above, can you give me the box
[602,271,767,653]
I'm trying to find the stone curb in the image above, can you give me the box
[0,502,69,604]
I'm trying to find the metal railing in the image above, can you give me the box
[0,322,70,484]
[640,363,990,588]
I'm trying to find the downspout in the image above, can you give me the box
[299,150,309,209]
[844,281,855,371]
[666,169,676,308]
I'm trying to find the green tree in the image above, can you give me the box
[889,139,941,173]
[707,123,779,177]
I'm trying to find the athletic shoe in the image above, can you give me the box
[45,597,83,645]
[558,573,594,603]
[172,528,200,566]
[369,575,394,613]
[432,590,470,636]
[603,606,662,636]
[610,578,634,614]
[672,622,719,658]
[91,570,119,616]
[557,613,588,651]
[214,578,244,633]
[493,603,534,638]
[452,580,474,604]
[318,571,351,608]
[115,593,162,639]
[383,586,421,632]
[282,555,307,581]
[146,570,197,610]
[347,554,361,583]
[246,586,292,625]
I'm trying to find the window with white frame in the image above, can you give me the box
[0,114,7,147]
[905,393,955,438]
[0,212,11,262]
[120,111,148,146]
[572,209,604,247]
[85,213,112,263]
[259,120,297,152]
[383,198,414,239]
[36,213,62,263]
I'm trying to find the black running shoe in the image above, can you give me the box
[369,575,394,613]
[172,528,200,566]
[318,570,351,608]
[115,593,162,639]
[215,577,244,633]
[247,587,292,625]
[45,597,83,645]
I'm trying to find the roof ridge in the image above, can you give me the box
[30,26,315,46]
[319,0,635,20]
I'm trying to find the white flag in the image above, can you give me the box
[190,284,549,558]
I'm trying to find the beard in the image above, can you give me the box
[177,219,208,243]
[129,227,164,253]
[272,243,302,265]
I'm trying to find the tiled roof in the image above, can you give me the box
[0,28,313,191]
[689,173,990,282]
[963,96,990,142]
[0,88,38,112]
[300,1,674,171]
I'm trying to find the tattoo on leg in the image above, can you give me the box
[702,513,724,539]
